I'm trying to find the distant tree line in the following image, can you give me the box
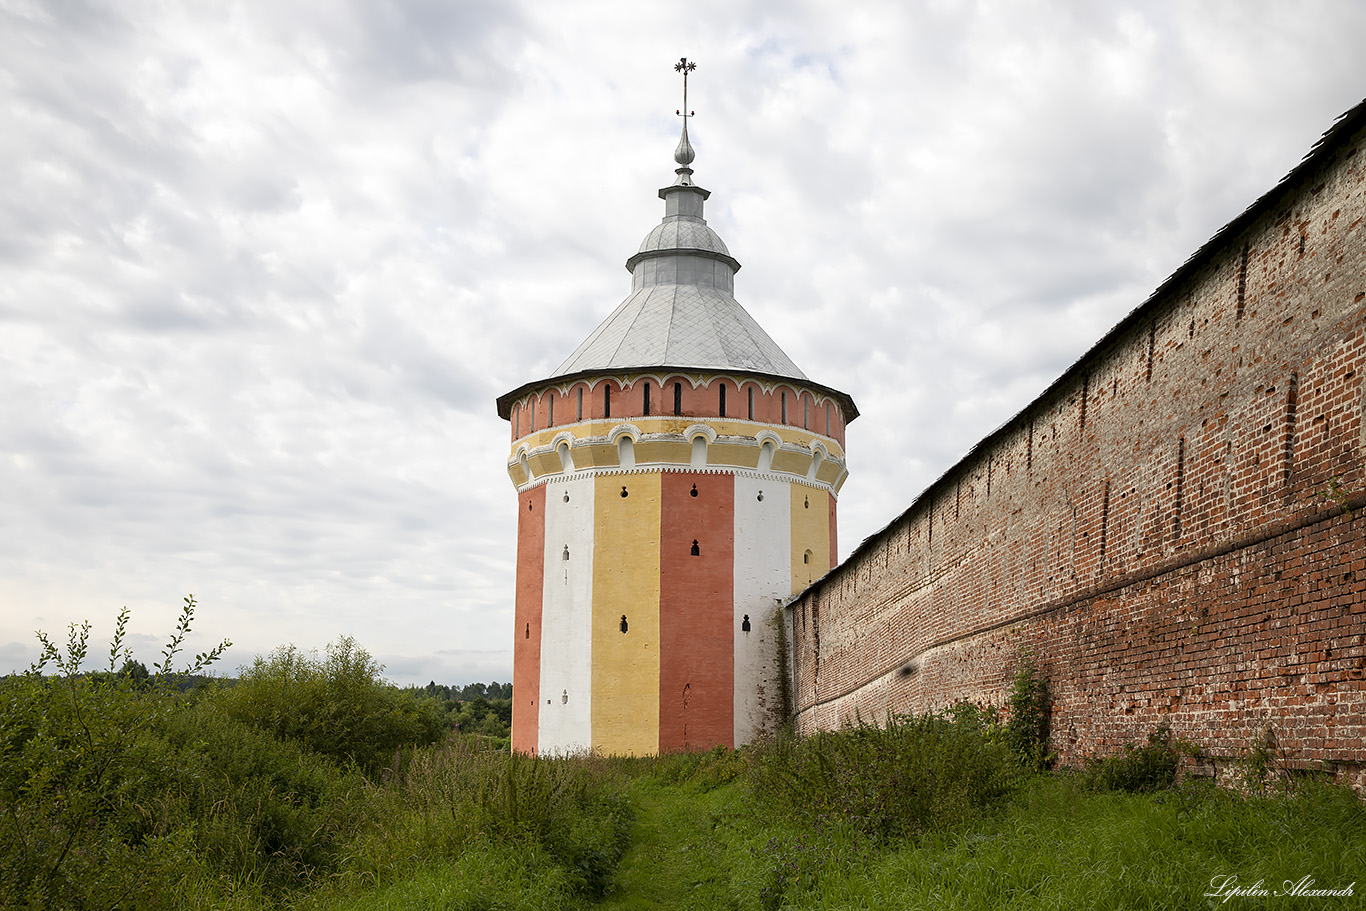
[4,657,517,743]
[404,680,513,741]
[417,680,513,701]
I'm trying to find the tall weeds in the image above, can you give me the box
[746,705,1022,842]
[349,739,633,899]
[1081,724,1196,793]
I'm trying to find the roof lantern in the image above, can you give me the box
[497,60,857,423]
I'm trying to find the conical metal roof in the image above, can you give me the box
[496,120,857,424]
[549,151,807,381]
[550,272,809,380]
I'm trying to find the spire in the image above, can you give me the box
[673,57,696,185]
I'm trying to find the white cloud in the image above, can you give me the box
[2,0,1363,683]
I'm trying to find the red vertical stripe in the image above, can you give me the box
[512,485,545,754]
[658,472,735,751]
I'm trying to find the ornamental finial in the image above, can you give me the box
[673,57,696,168]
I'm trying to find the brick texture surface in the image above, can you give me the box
[787,110,1366,781]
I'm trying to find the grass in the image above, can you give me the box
[801,776,1365,910]
[312,846,577,911]
[5,622,1361,911]
[290,750,1364,911]
[592,775,737,909]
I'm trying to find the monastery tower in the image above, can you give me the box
[496,62,857,754]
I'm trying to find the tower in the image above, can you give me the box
[495,63,857,754]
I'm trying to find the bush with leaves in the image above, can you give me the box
[1082,724,1196,793]
[0,597,231,910]
[222,635,445,778]
[1005,649,1053,770]
[1234,725,1293,794]
[348,738,633,901]
[747,705,1022,843]
[156,699,368,892]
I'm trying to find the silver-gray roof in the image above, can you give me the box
[496,129,860,423]
[552,281,809,379]
[634,218,730,257]
[548,145,807,381]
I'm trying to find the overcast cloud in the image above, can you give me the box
[3,0,1364,685]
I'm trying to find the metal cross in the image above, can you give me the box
[675,57,696,118]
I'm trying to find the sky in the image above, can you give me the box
[3,0,1365,686]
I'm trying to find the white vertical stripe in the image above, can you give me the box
[538,475,595,754]
[732,474,792,745]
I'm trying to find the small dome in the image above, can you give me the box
[637,219,730,256]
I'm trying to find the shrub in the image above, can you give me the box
[473,750,633,897]
[1005,649,1053,770]
[1235,724,1292,794]
[222,636,445,778]
[649,743,746,789]
[1082,724,1194,793]
[0,598,231,909]
[351,740,633,900]
[746,705,1022,843]
[157,700,368,892]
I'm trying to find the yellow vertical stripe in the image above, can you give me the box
[591,473,661,754]
[790,486,830,594]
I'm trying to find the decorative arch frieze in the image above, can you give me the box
[684,423,718,443]
[509,462,842,495]
[506,409,849,493]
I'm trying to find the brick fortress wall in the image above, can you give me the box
[787,104,1366,783]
